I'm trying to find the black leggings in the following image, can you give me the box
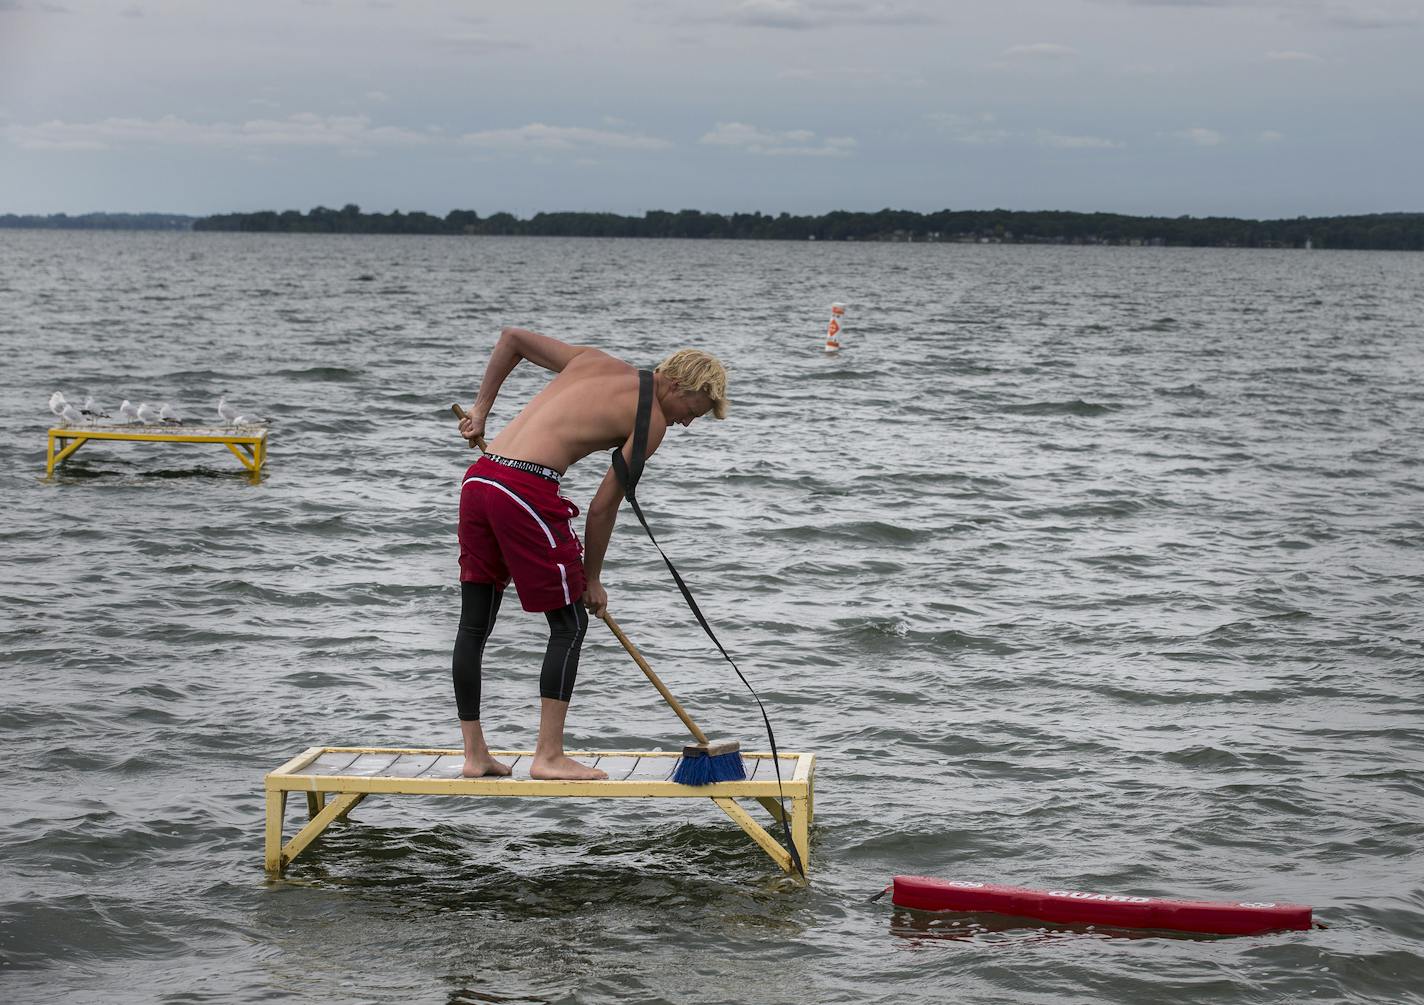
[452,581,589,721]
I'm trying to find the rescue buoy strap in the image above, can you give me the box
[610,369,805,878]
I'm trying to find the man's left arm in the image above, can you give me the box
[460,326,594,444]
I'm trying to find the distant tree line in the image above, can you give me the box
[189,204,1424,250]
[7,206,1422,249]
[0,212,196,230]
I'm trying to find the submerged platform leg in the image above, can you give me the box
[713,797,796,875]
[750,795,811,876]
[266,791,368,876]
[265,790,288,874]
[790,793,810,869]
[46,433,88,477]
[273,792,365,874]
[225,441,256,473]
[225,440,266,482]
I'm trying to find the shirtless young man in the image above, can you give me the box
[454,326,728,781]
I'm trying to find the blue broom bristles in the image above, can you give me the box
[672,746,746,786]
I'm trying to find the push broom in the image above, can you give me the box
[601,612,746,785]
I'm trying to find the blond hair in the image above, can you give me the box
[656,348,729,419]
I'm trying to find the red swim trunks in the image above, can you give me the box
[458,455,587,612]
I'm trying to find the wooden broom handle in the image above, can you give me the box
[449,403,489,453]
[601,612,709,745]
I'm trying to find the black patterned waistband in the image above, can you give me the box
[486,452,561,483]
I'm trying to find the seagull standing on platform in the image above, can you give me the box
[49,392,68,417]
[60,403,84,425]
[81,396,108,418]
[136,402,160,424]
[217,397,241,423]
[119,399,140,423]
[159,403,181,423]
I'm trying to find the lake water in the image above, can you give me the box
[1,231,1421,1004]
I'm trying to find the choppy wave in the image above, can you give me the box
[1002,399,1120,416]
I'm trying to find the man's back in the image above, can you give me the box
[488,350,651,473]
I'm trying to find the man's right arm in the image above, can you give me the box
[579,416,669,617]
[460,327,591,443]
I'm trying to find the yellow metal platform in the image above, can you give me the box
[45,423,269,481]
[264,745,815,877]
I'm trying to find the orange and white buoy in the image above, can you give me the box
[824,302,846,353]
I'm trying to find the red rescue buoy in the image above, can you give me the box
[892,875,1312,936]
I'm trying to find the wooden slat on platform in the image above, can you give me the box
[269,748,803,795]
[381,754,444,778]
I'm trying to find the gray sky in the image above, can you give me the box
[2,0,1420,218]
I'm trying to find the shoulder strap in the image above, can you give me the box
[610,368,653,498]
[606,367,804,877]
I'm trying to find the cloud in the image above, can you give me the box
[7,126,104,151]
[699,121,857,156]
[952,128,1012,146]
[926,111,1011,146]
[728,0,816,28]
[769,63,926,87]
[1107,0,1420,28]
[6,115,674,160]
[438,32,529,53]
[926,112,992,128]
[1002,42,1077,59]
[1265,49,1322,61]
[1103,0,1256,7]
[1036,130,1123,149]
[4,114,433,151]
[928,116,1122,149]
[1319,1,1422,29]
[1119,62,1176,75]
[718,0,934,29]
[1259,129,1284,141]
[458,123,673,152]
[1172,126,1225,146]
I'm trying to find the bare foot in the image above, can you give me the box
[461,756,513,778]
[530,755,607,781]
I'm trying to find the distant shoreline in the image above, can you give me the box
[0,213,195,231]
[4,207,1423,250]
